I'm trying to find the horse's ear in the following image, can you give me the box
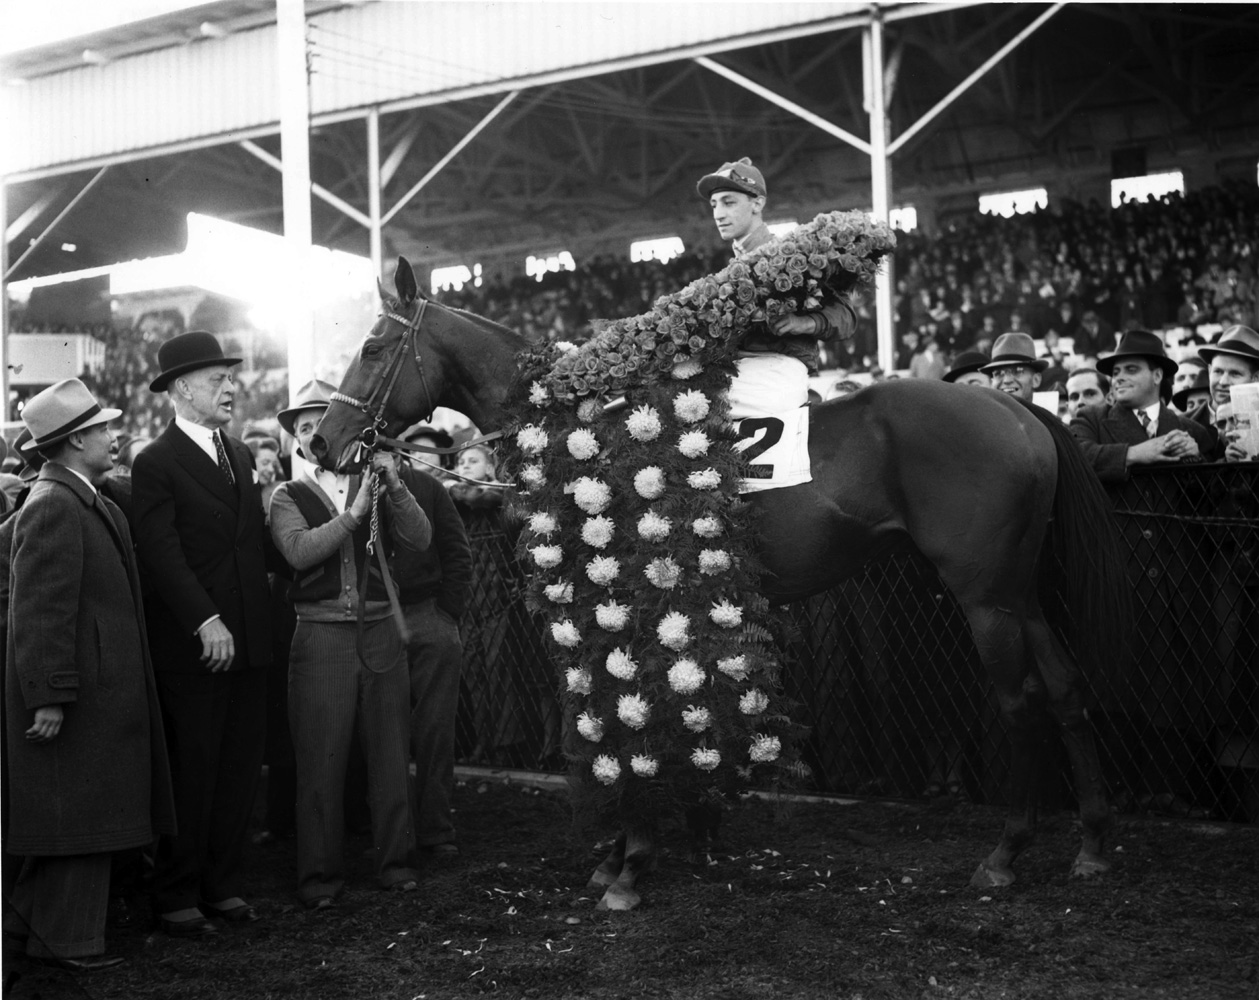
[395,256,418,306]
[376,276,392,306]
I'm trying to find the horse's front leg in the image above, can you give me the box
[596,823,657,911]
[586,831,626,890]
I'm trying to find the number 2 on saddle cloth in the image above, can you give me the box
[728,353,813,494]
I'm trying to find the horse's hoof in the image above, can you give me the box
[595,884,640,912]
[969,862,1015,889]
[1070,855,1110,879]
[587,867,617,890]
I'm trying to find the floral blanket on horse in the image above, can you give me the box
[504,211,894,816]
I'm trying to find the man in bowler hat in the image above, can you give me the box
[130,332,274,936]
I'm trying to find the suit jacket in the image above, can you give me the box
[4,464,175,854]
[131,421,273,673]
[1069,402,1216,485]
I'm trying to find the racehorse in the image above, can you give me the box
[311,257,1130,906]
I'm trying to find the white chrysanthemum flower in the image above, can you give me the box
[544,582,573,604]
[634,466,666,500]
[605,647,637,680]
[595,600,631,631]
[657,611,691,650]
[573,477,612,514]
[750,734,782,763]
[617,693,650,730]
[692,515,724,538]
[577,712,604,742]
[567,428,600,460]
[644,557,682,590]
[566,668,592,695]
[716,655,749,680]
[630,754,659,777]
[677,430,711,459]
[682,705,712,733]
[516,424,549,455]
[520,463,546,488]
[530,544,563,569]
[592,754,621,785]
[698,549,732,575]
[673,389,711,424]
[576,399,601,423]
[550,619,581,647]
[739,688,770,715]
[585,556,620,586]
[528,381,550,406]
[688,468,721,491]
[625,405,662,442]
[672,358,703,380]
[668,658,705,694]
[555,341,579,353]
[636,511,672,542]
[691,747,721,771]
[528,511,558,536]
[581,515,615,549]
[710,599,743,628]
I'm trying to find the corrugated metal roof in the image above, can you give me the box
[3,0,873,179]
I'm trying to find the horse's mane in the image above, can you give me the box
[436,300,524,344]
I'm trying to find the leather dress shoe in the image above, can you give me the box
[207,902,259,923]
[158,914,220,938]
[32,954,126,973]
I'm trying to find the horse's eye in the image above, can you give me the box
[362,343,383,360]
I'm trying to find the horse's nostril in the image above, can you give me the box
[309,434,327,458]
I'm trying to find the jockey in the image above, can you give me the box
[698,157,857,489]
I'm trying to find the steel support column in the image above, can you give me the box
[367,108,383,281]
[865,17,894,375]
[277,0,315,397]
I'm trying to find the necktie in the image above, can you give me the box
[1137,410,1153,437]
[214,431,236,486]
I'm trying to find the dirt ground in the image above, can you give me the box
[6,774,1257,1000]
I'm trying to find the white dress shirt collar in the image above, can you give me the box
[175,414,221,464]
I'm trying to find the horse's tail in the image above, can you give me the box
[1022,402,1132,697]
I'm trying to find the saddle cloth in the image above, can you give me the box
[727,353,812,493]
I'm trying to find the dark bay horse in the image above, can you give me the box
[311,258,1129,901]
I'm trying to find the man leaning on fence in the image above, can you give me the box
[1195,324,1259,462]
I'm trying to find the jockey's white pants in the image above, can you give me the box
[726,353,812,492]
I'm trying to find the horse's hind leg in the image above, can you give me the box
[587,831,626,890]
[597,823,657,911]
[1025,612,1112,878]
[961,602,1047,888]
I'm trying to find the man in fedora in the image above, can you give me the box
[3,380,174,972]
[1197,324,1259,461]
[942,350,991,387]
[130,332,273,936]
[1070,329,1214,482]
[979,332,1048,403]
[1171,369,1211,420]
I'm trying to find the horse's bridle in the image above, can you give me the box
[330,297,436,454]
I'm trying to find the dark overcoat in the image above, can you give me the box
[4,463,175,855]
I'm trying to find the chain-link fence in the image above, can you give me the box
[454,462,1258,823]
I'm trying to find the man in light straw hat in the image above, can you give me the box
[697,156,857,491]
[3,379,174,973]
[131,331,274,936]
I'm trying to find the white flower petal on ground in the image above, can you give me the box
[644,556,682,589]
[692,515,724,538]
[739,688,770,715]
[573,477,612,514]
[697,548,732,575]
[585,556,621,586]
[691,747,721,771]
[581,515,615,549]
[592,754,621,784]
[668,658,706,694]
[687,468,721,490]
[605,647,638,680]
[750,734,782,763]
[516,424,549,455]
[567,428,600,460]
[577,712,604,742]
[716,655,749,680]
[566,668,592,695]
[681,705,712,732]
[634,466,666,499]
[616,693,650,730]
[595,601,631,631]
[677,430,711,459]
[625,405,662,442]
[549,619,581,647]
[710,599,743,627]
[636,511,672,542]
[657,612,691,650]
[531,544,563,569]
[630,754,659,777]
[673,389,711,424]
[544,582,573,604]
